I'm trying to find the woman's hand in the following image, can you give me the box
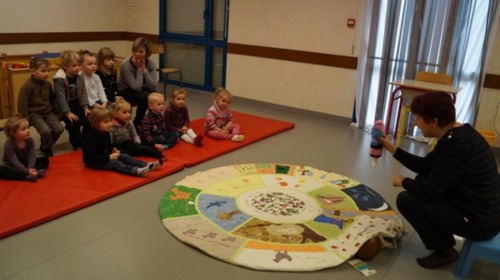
[132,56,146,72]
[392,175,405,187]
[379,134,397,155]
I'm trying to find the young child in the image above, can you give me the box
[164,88,203,146]
[83,107,161,177]
[110,99,166,163]
[53,50,90,150]
[17,57,64,157]
[96,47,118,103]
[140,92,179,151]
[0,115,49,181]
[204,87,244,141]
[79,50,109,111]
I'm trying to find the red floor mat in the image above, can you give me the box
[0,150,184,239]
[163,111,295,166]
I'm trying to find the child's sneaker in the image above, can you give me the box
[148,161,162,171]
[136,166,150,177]
[25,174,37,181]
[159,156,168,165]
[231,135,245,142]
[194,135,204,146]
[37,169,46,178]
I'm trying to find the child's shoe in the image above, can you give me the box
[25,174,37,181]
[148,161,162,171]
[37,169,46,178]
[231,135,245,142]
[194,135,204,146]
[136,166,150,177]
[159,156,168,165]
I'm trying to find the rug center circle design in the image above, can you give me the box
[237,188,322,224]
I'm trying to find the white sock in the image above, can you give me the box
[180,133,194,144]
[186,128,197,139]
[136,166,150,177]
[231,135,245,142]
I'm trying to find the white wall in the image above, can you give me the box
[0,0,158,59]
[226,0,362,118]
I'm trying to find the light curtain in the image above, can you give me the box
[354,0,500,135]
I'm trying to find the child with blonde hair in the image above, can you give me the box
[164,88,203,146]
[96,47,118,103]
[204,87,244,141]
[110,99,166,163]
[0,115,49,181]
[83,107,161,177]
[79,50,109,110]
[140,93,179,151]
[53,50,90,150]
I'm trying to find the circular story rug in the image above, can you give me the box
[159,163,403,271]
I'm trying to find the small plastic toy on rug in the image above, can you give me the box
[370,120,385,167]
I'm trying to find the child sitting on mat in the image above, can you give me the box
[164,88,203,146]
[83,107,161,177]
[0,115,49,181]
[140,92,179,152]
[204,87,244,142]
[110,99,166,163]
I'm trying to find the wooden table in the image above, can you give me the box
[385,79,461,138]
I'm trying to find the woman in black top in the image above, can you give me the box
[380,92,500,269]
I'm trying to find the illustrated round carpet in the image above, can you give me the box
[159,163,403,271]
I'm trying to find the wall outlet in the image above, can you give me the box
[127,0,136,6]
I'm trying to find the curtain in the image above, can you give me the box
[354,0,500,136]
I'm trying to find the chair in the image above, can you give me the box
[397,71,453,147]
[151,43,182,97]
[455,232,500,279]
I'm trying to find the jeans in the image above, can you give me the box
[88,153,146,176]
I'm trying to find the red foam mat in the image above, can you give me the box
[163,111,295,166]
[0,150,184,239]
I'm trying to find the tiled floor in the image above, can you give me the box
[0,87,499,280]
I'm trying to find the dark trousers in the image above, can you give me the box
[397,191,499,251]
[153,131,179,147]
[62,101,88,148]
[0,157,49,181]
[116,140,163,160]
[118,88,151,127]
